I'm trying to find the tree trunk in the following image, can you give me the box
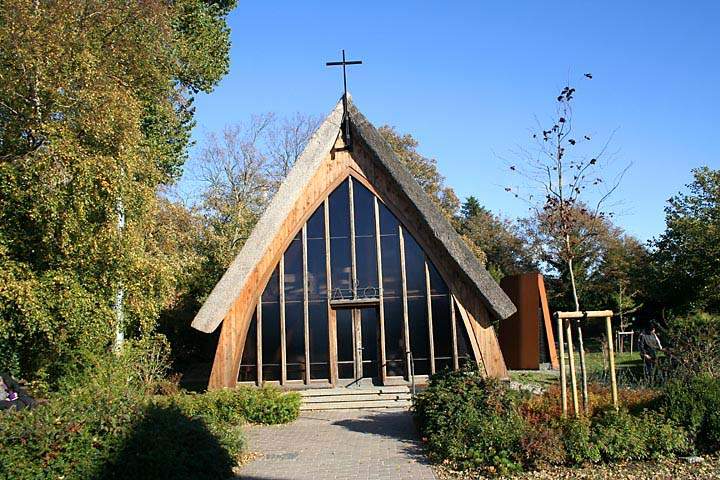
[566,235,589,413]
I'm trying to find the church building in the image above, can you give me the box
[191,96,517,390]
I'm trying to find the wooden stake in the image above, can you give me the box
[558,315,567,417]
[566,319,580,417]
[606,315,619,411]
[576,319,589,414]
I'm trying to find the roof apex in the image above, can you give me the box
[191,96,516,334]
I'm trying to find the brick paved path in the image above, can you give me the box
[236,409,437,480]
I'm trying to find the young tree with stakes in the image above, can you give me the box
[507,74,629,411]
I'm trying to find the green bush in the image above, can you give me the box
[0,338,300,479]
[660,374,720,451]
[663,312,720,379]
[560,418,600,465]
[590,409,689,461]
[168,386,301,425]
[413,367,526,475]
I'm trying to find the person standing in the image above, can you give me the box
[639,325,663,378]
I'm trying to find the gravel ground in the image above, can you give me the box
[433,454,720,480]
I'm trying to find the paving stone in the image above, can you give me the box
[236,408,436,480]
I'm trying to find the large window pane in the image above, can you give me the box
[353,181,378,291]
[383,297,405,376]
[380,235,402,297]
[355,236,378,291]
[428,261,449,295]
[361,308,379,378]
[284,234,303,301]
[432,295,453,372]
[261,267,281,381]
[378,201,398,235]
[336,309,354,379]
[238,311,257,382]
[306,207,327,301]
[309,302,329,380]
[408,297,430,375]
[329,180,352,293]
[352,180,376,236]
[285,302,305,380]
[284,233,305,380]
[403,230,426,297]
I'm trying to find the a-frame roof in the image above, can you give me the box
[191,96,516,334]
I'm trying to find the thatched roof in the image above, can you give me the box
[191,96,516,333]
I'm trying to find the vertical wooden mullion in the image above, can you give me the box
[399,226,411,380]
[450,294,459,370]
[425,259,435,374]
[279,255,287,384]
[325,199,338,385]
[348,177,357,296]
[302,225,310,384]
[256,299,263,385]
[374,197,387,383]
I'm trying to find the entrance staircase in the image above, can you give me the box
[299,385,412,411]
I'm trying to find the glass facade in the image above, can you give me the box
[238,176,476,384]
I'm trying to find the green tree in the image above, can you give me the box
[0,0,235,379]
[650,167,720,315]
[378,125,460,218]
[457,196,535,281]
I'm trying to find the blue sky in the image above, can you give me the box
[181,1,720,241]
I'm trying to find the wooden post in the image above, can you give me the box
[450,295,459,370]
[606,315,619,411]
[324,199,337,385]
[399,226,411,380]
[279,256,287,384]
[256,299,263,385]
[557,315,567,416]
[576,319,589,414]
[374,197,387,383]
[302,225,310,384]
[425,259,435,375]
[566,320,580,417]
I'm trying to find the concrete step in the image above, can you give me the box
[299,385,410,397]
[302,393,411,403]
[300,399,412,411]
[299,385,412,411]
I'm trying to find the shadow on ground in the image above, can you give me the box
[98,404,236,480]
[331,410,431,465]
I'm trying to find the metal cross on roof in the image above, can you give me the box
[326,49,362,151]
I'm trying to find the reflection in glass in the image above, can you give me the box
[428,261,449,295]
[238,311,257,382]
[403,231,426,296]
[378,201,398,235]
[262,267,281,381]
[306,208,327,301]
[329,180,352,292]
[354,181,379,290]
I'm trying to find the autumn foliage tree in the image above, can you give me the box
[0,0,235,379]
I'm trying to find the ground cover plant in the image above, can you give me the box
[0,338,300,480]
[413,365,715,477]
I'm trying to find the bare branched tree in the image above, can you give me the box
[508,74,630,411]
[266,113,322,185]
[196,112,320,265]
[508,74,630,311]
